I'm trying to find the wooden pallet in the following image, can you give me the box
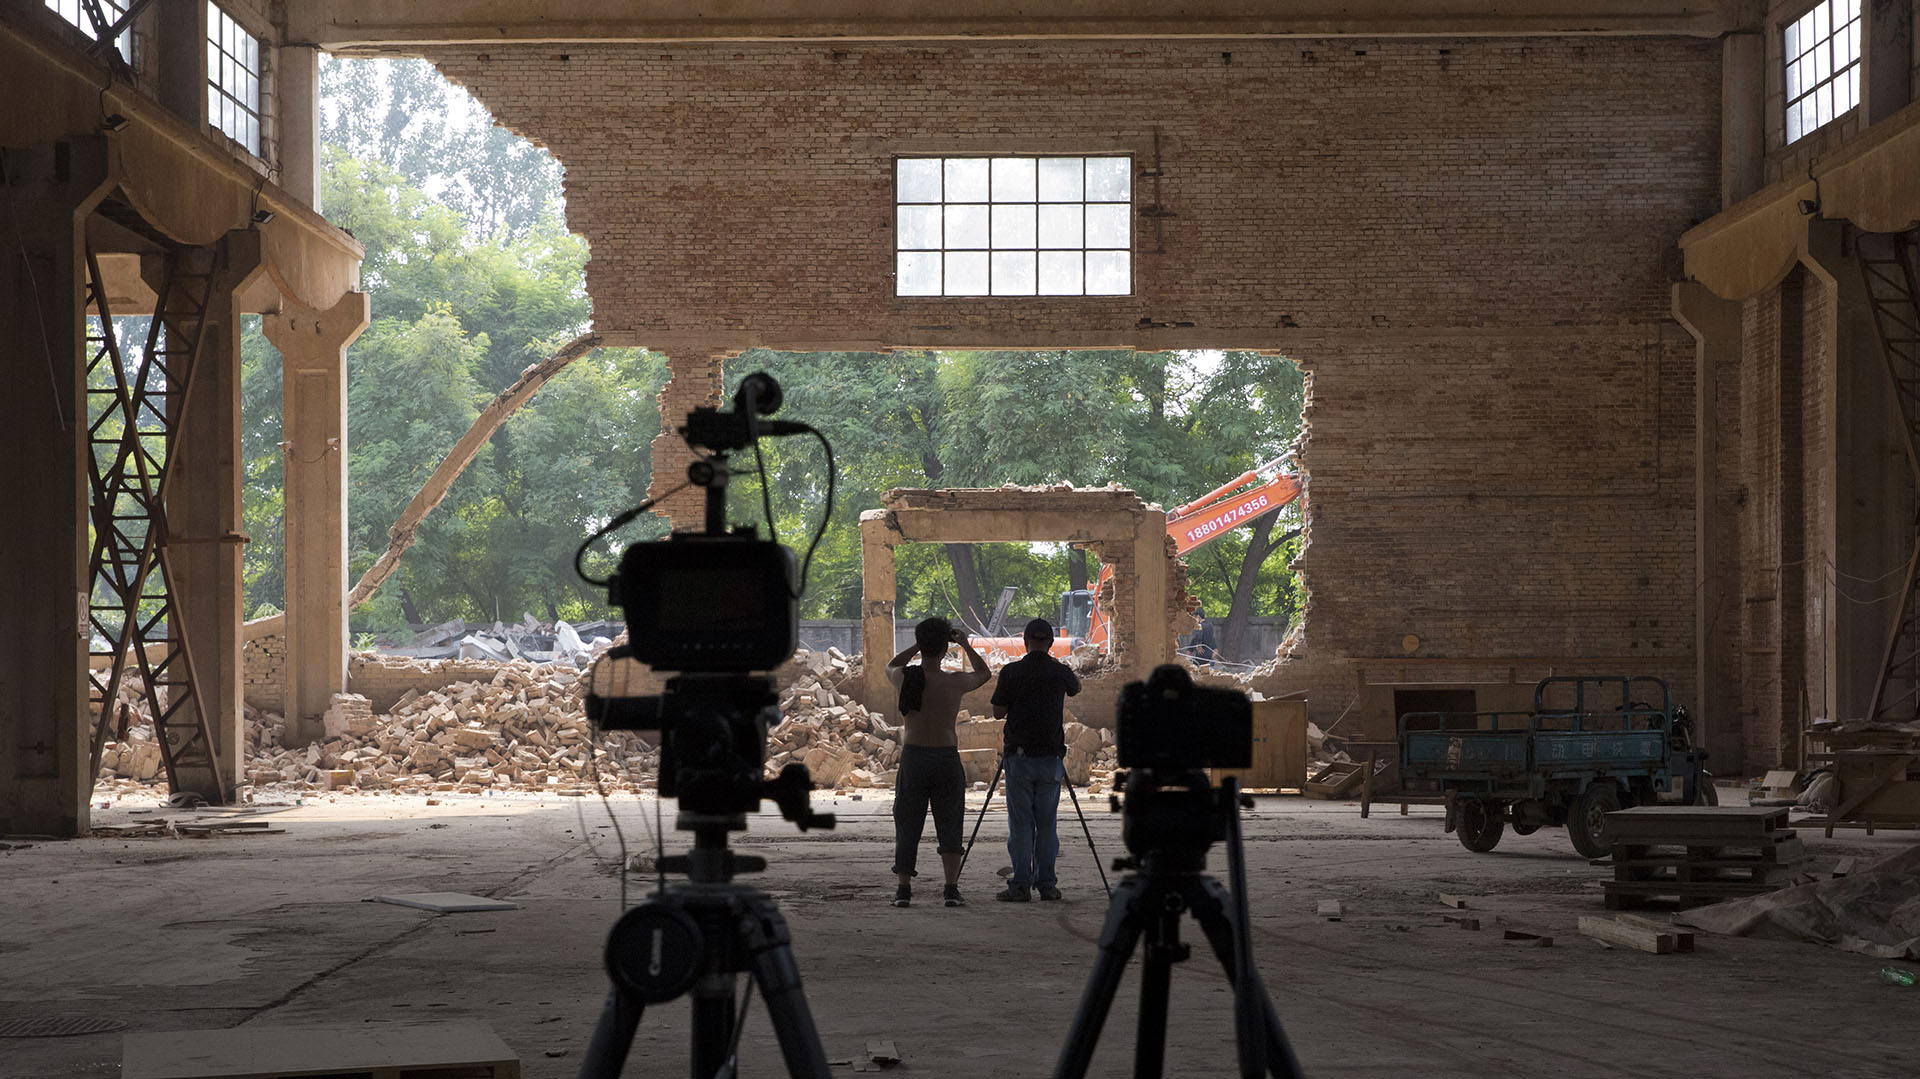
[123,1021,520,1079]
[1601,808,1806,909]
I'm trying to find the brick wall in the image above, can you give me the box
[427,36,1722,739]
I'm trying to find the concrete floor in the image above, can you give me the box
[3,787,1916,1078]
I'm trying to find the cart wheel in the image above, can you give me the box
[1691,780,1719,806]
[1567,782,1620,859]
[1456,799,1504,852]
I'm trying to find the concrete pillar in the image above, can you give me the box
[165,230,263,799]
[0,138,114,837]
[1721,30,1766,209]
[1866,0,1914,125]
[648,351,728,530]
[1129,511,1170,680]
[1804,221,1904,725]
[1673,281,1746,772]
[154,0,209,132]
[265,292,368,745]
[859,511,897,711]
[276,44,321,210]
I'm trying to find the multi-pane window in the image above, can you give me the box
[1783,0,1862,144]
[45,0,133,64]
[207,2,262,155]
[895,156,1132,297]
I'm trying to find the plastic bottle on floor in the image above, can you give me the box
[1879,967,1917,987]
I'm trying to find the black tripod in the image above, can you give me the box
[1052,772,1301,1079]
[959,754,1111,897]
[579,810,831,1079]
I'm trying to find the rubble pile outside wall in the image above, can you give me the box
[97,647,1121,796]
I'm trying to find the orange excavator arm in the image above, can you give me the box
[1165,455,1303,556]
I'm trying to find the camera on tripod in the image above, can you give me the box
[1110,665,1254,870]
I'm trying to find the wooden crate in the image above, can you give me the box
[123,1021,520,1079]
[1212,699,1308,792]
[1303,760,1364,799]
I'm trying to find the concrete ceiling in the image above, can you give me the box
[294,1,1745,51]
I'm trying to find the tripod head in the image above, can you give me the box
[1111,767,1249,876]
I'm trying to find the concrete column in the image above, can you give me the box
[1721,30,1766,209]
[276,44,321,209]
[647,351,728,530]
[154,0,208,131]
[265,292,368,746]
[165,230,263,799]
[1804,221,1903,725]
[0,138,114,837]
[1673,281,1747,773]
[1129,511,1171,680]
[1866,0,1914,125]
[859,511,897,710]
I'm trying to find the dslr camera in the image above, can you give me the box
[1112,665,1254,867]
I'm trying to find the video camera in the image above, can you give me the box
[1111,665,1254,870]
[578,371,828,829]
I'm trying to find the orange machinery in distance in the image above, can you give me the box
[970,454,1304,659]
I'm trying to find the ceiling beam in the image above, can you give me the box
[294,1,1743,51]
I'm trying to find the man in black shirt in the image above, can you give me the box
[990,618,1082,902]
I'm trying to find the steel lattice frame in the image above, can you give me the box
[83,239,223,800]
[1859,229,1920,722]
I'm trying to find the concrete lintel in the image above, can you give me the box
[878,508,1143,545]
[297,0,1738,49]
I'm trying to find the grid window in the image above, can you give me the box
[45,0,133,64]
[895,156,1132,297]
[1783,0,1862,144]
[206,2,262,156]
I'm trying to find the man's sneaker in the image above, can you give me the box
[892,883,911,908]
[943,884,965,907]
[994,884,1032,903]
[1038,885,1063,901]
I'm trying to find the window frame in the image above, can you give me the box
[44,0,135,66]
[893,154,1134,299]
[1781,0,1862,145]
[206,1,264,157]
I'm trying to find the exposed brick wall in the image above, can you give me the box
[426,36,1722,739]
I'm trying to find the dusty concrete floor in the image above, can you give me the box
[2,786,1916,1078]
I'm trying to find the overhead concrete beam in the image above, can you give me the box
[294,0,1739,50]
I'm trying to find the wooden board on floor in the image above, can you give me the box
[123,1021,521,1079]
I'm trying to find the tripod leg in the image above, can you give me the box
[1058,760,1111,897]
[691,976,738,1079]
[1131,930,1174,1079]
[1051,876,1148,1079]
[740,894,833,1079]
[959,755,1005,873]
[576,988,645,1079]
[1189,880,1303,1079]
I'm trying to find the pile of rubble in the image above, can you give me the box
[95,647,1132,796]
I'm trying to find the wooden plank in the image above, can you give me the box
[1317,900,1343,921]
[1614,914,1694,952]
[1436,893,1469,909]
[1502,928,1553,947]
[1577,915,1684,954]
[124,1022,520,1079]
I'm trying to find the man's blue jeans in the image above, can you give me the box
[1003,752,1062,889]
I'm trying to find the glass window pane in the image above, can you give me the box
[1814,41,1830,84]
[1785,55,1801,100]
[897,159,941,203]
[208,39,219,78]
[1037,204,1083,248]
[991,252,1037,296]
[1783,21,1799,60]
[246,114,259,153]
[1037,157,1083,201]
[1086,204,1129,249]
[944,251,989,296]
[944,159,989,203]
[1038,251,1083,295]
[1786,102,1804,143]
[1085,251,1129,295]
[945,204,989,248]
[245,35,259,72]
[991,158,1036,202]
[897,205,942,249]
[1845,0,1859,25]
[207,84,219,123]
[1813,3,1827,42]
[992,204,1036,248]
[1796,10,1814,48]
[1817,84,1833,127]
[1849,66,1861,108]
[1846,22,1860,65]
[1085,158,1130,201]
[897,251,941,296]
